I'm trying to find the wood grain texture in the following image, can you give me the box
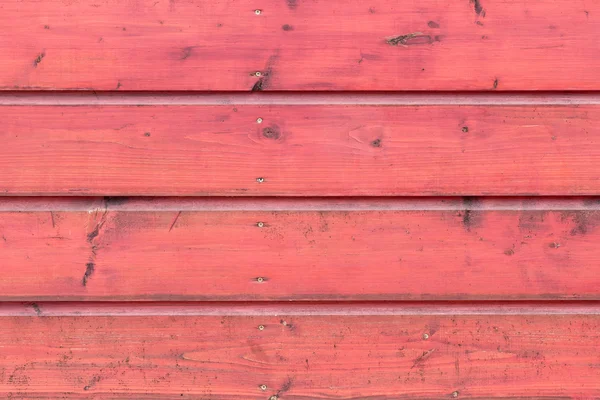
[0,306,598,398]
[2,197,600,301]
[2,104,600,195]
[0,0,598,90]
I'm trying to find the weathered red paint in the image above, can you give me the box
[2,0,599,397]
[1,197,600,301]
[2,103,600,195]
[0,304,598,398]
[0,0,598,90]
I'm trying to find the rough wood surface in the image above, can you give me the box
[2,0,600,396]
[1,0,598,90]
[0,304,598,398]
[2,103,600,195]
[1,197,599,301]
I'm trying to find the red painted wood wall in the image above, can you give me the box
[0,0,599,398]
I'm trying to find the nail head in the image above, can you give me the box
[256,277,265,283]
[423,333,430,340]
[255,9,262,14]
[256,117,263,123]
[255,71,262,77]
[259,384,268,391]
[257,222,264,228]
[452,391,459,398]
[258,325,265,331]
[256,177,264,183]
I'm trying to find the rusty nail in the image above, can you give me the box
[259,384,268,391]
[258,325,265,331]
[452,391,459,398]
[255,9,262,15]
[423,333,430,340]
[256,177,264,183]
[256,117,263,123]
[257,222,264,228]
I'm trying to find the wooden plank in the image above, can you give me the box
[0,303,599,398]
[2,102,600,195]
[0,0,598,91]
[2,197,600,301]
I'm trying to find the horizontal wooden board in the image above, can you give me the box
[2,197,600,301]
[2,103,600,195]
[0,303,598,398]
[0,0,599,90]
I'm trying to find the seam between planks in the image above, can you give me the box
[0,196,598,211]
[8,302,600,316]
[1,91,600,106]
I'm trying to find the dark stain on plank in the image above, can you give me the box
[82,262,95,286]
[461,197,479,231]
[104,196,129,206]
[251,79,264,92]
[251,53,279,91]
[561,210,600,236]
[33,52,45,67]
[470,0,486,17]
[278,376,294,395]
[87,221,104,243]
[29,303,42,316]
[180,46,195,60]
[386,33,433,46]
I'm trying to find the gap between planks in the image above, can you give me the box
[1,91,600,106]
[0,196,599,211]
[8,302,600,317]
